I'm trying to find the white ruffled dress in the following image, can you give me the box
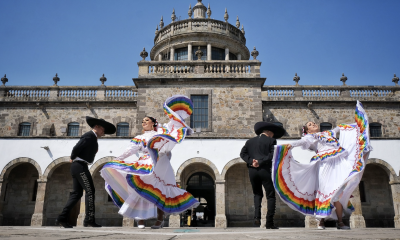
[272,101,372,220]
[101,95,200,220]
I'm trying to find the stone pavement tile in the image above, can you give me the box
[0,227,400,240]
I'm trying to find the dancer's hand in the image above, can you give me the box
[69,159,73,163]
[252,159,259,168]
[286,144,292,149]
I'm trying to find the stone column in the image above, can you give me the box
[123,217,135,227]
[76,195,86,226]
[0,180,4,225]
[169,215,180,228]
[349,185,366,228]
[305,216,319,228]
[225,48,230,61]
[390,180,400,228]
[170,47,175,61]
[158,53,162,61]
[207,44,212,61]
[31,179,47,226]
[215,180,227,228]
[188,43,193,61]
[237,53,242,60]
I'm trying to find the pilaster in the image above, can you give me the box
[97,85,106,101]
[215,180,227,228]
[123,217,135,227]
[30,179,47,226]
[0,86,5,101]
[168,215,180,228]
[207,44,212,61]
[0,180,4,225]
[349,185,366,228]
[76,195,86,226]
[390,180,400,228]
[304,216,318,228]
[49,86,59,101]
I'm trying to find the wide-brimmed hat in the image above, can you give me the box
[86,116,116,134]
[254,122,286,139]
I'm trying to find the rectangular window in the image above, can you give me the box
[190,95,208,129]
[370,124,382,137]
[359,181,366,203]
[117,123,130,137]
[18,123,31,136]
[68,123,80,136]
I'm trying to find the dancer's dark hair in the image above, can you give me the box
[302,122,310,136]
[145,116,158,127]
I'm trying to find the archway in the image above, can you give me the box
[361,162,396,227]
[178,160,219,227]
[90,157,122,226]
[43,159,79,226]
[223,159,304,227]
[1,162,40,225]
[186,172,215,227]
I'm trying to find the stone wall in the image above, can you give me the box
[263,102,400,138]
[2,163,39,226]
[136,82,263,138]
[361,165,395,227]
[0,104,138,137]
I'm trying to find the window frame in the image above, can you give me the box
[116,122,130,137]
[369,123,382,137]
[67,122,80,137]
[320,122,333,132]
[187,90,212,132]
[18,122,31,136]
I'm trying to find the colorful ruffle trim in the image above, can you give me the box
[126,174,199,214]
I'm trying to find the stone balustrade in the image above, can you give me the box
[0,86,138,102]
[138,60,261,78]
[155,18,245,45]
[262,85,400,101]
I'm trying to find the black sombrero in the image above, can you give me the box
[254,122,286,139]
[86,116,116,135]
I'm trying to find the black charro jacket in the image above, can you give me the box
[240,134,277,169]
[70,131,98,164]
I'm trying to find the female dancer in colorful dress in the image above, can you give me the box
[272,101,372,229]
[101,95,200,229]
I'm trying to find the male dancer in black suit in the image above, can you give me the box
[56,116,116,228]
[240,122,285,229]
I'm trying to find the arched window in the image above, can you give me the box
[369,123,382,137]
[18,122,31,136]
[117,122,130,137]
[320,122,332,132]
[67,122,80,136]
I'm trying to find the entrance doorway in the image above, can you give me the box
[185,172,215,227]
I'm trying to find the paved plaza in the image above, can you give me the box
[0,227,399,240]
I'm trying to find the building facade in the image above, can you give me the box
[0,0,399,229]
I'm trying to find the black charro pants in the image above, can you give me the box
[58,161,95,223]
[248,167,276,225]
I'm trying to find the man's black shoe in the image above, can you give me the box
[83,221,102,227]
[266,225,279,229]
[55,219,73,228]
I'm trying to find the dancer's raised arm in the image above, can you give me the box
[114,139,143,161]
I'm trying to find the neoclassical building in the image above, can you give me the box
[0,0,399,229]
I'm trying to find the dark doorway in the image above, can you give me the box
[185,172,215,227]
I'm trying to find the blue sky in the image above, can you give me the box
[0,0,399,86]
